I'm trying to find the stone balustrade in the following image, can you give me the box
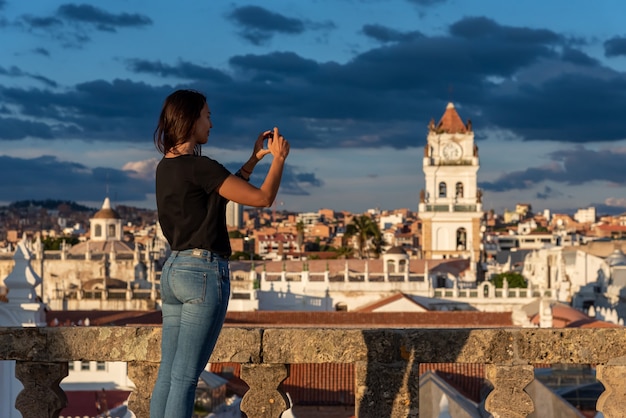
[1,326,626,417]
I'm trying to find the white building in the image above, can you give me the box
[418,103,483,263]
[574,207,596,224]
[226,201,243,228]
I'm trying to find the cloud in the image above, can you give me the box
[56,4,152,31]
[0,116,55,140]
[4,13,626,153]
[126,59,233,83]
[361,24,424,43]
[604,36,626,57]
[480,147,626,192]
[0,65,58,87]
[16,4,152,47]
[535,185,563,200]
[222,161,323,196]
[0,155,153,202]
[406,0,448,6]
[228,5,305,45]
[122,158,159,180]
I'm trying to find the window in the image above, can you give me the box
[456,182,464,198]
[438,182,447,198]
[95,224,102,237]
[96,361,106,371]
[108,224,116,237]
[456,228,467,250]
[68,361,75,371]
[81,361,90,371]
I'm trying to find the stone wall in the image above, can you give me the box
[2,327,626,417]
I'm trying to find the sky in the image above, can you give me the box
[1,0,626,216]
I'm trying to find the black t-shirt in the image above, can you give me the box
[155,155,232,256]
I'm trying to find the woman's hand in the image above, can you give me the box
[253,130,273,161]
[267,127,290,160]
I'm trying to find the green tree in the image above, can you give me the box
[345,215,379,259]
[490,271,527,288]
[42,236,79,251]
[369,229,388,259]
[333,245,354,259]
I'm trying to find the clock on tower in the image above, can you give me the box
[441,142,462,160]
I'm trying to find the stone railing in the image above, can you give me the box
[1,326,626,417]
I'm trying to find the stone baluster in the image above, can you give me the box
[596,364,626,418]
[127,361,160,417]
[240,364,289,418]
[15,361,68,418]
[484,364,534,417]
[354,360,419,418]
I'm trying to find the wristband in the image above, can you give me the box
[235,169,250,182]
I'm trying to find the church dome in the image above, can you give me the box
[606,248,626,267]
[92,197,120,219]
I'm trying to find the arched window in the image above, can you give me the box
[456,182,464,198]
[438,182,447,198]
[457,228,467,250]
[108,224,116,237]
[95,224,102,237]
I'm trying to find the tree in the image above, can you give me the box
[42,236,79,251]
[345,215,379,259]
[490,271,527,288]
[369,230,388,259]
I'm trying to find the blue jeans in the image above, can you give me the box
[150,249,230,418]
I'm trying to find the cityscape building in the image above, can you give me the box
[418,103,483,264]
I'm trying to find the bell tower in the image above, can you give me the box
[418,103,483,262]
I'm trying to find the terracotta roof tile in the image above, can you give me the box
[435,102,469,133]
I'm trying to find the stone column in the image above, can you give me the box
[14,361,68,418]
[127,361,159,417]
[354,361,418,418]
[240,364,289,418]
[484,364,534,417]
[596,364,626,418]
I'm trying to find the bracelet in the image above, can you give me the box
[235,169,251,182]
[241,166,252,175]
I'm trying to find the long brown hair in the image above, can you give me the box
[154,89,206,156]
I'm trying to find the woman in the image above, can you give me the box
[150,89,289,417]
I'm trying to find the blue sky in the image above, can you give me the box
[2,0,626,216]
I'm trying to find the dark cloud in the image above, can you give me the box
[227,5,334,45]
[126,59,233,84]
[0,155,153,202]
[228,5,305,45]
[560,47,598,67]
[32,47,51,57]
[604,36,626,57]
[535,185,563,200]
[362,24,424,43]
[217,162,323,196]
[4,14,626,153]
[450,17,561,45]
[480,148,626,192]
[0,65,57,87]
[16,4,151,47]
[0,116,55,140]
[57,4,152,31]
[406,0,448,6]
[0,153,319,203]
